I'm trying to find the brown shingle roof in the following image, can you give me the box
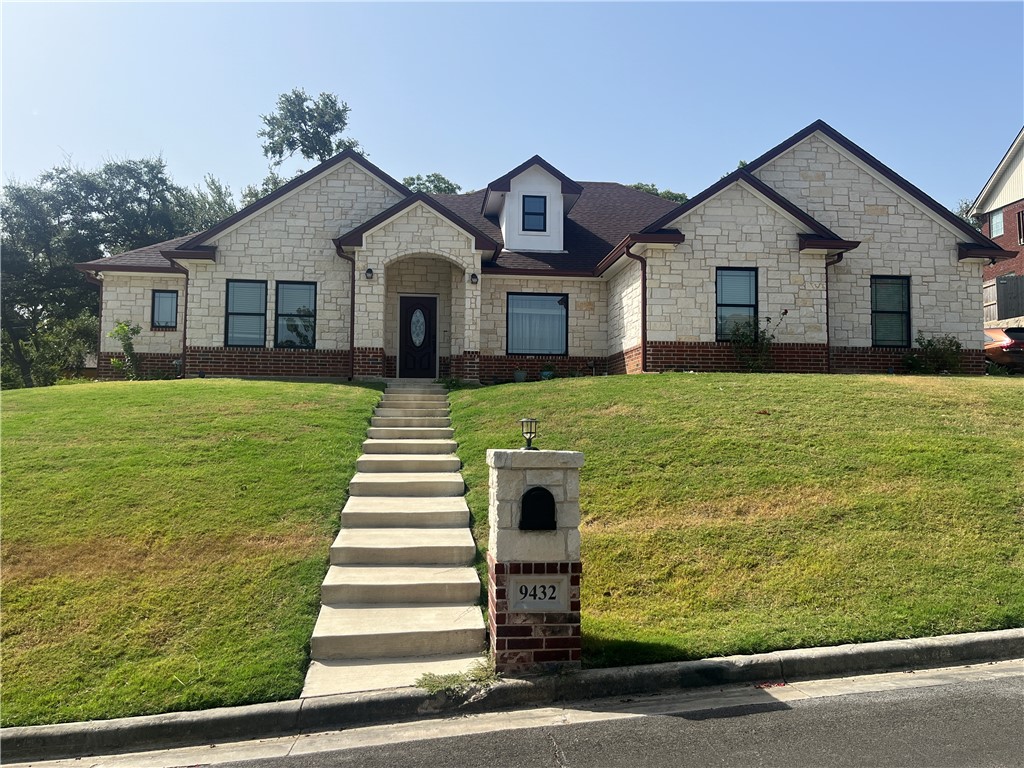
[76,235,195,273]
[432,182,679,274]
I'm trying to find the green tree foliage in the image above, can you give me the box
[402,173,462,195]
[240,169,290,208]
[1,159,236,388]
[954,198,982,231]
[258,88,362,168]
[630,182,688,204]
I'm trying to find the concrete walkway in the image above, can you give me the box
[302,381,486,697]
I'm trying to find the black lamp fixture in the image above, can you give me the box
[519,417,539,450]
[365,268,374,280]
[469,273,479,285]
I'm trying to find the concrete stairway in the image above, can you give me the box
[302,381,485,697]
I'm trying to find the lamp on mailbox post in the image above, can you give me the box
[519,417,538,450]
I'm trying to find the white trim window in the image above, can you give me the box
[990,208,1004,238]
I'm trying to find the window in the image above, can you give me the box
[225,280,267,347]
[522,195,547,232]
[507,293,568,354]
[275,282,316,349]
[871,276,910,347]
[1016,210,1023,245]
[152,290,178,330]
[990,208,1004,238]
[716,268,757,341]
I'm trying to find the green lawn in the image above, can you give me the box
[3,374,1022,728]
[449,374,1024,668]
[1,379,381,727]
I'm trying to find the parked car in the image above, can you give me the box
[983,327,1024,372]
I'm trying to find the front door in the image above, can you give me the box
[399,296,437,378]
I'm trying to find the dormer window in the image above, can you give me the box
[522,195,547,232]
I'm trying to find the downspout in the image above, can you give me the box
[335,244,356,381]
[624,240,648,373]
[180,268,189,377]
[824,254,844,374]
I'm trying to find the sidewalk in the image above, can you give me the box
[3,628,1022,763]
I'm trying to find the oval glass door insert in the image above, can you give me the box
[410,308,426,348]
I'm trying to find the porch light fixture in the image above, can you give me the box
[519,417,539,450]
[365,268,374,280]
[470,273,479,285]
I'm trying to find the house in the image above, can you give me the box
[970,126,1024,324]
[77,120,1014,382]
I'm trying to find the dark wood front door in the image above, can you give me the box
[399,296,437,378]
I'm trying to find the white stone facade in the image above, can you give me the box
[183,159,404,349]
[100,274,186,354]
[651,182,828,344]
[607,260,642,355]
[751,134,984,349]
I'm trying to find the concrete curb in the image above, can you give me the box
[4,629,1021,762]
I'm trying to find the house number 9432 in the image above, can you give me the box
[508,575,569,612]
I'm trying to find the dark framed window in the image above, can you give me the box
[522,195,547,232]
[716,268,757,341]
[225,280,267,347]
[275,282,316,349]
[1016,209,1023,246]
[871,276,911,347]
[152,290,178,330]
[507,293,568,355]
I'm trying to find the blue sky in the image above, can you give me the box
[2,2,1022,211]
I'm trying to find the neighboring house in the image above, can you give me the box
[78,120,1014,382]
[970,126,1024,324]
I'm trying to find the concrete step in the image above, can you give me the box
[356,454,461,473]
[321,565,480,604]
[380,397,448,409]
[361,439,457,455]
[302,653,487,697]
[310,604,484,659]
[385,384,447,394]
[374,407,451,418]
[330,527,476,565]
[366,427,455,440]
[341,496,470,528]
[370,416,451,428]
[349,472,463,497]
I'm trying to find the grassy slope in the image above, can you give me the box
[450,374,1024,667]
[1,379,381,727]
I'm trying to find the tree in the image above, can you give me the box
[630,182,688,204]
[1,159,236,388]
[240,169,290,208]
[402,173,462,195]
[258,88,362,168]
[954,198,982,231]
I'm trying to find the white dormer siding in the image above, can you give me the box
[499,166,565,252]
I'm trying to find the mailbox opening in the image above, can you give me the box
[520,486,557,530]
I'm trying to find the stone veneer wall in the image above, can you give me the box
[751,133,984,350]
[479,276,607,357]
[384,257,456,361]
[606,260,642,358]
[650,183,828,345]
[99,274,186,355]
[185,159,404,350]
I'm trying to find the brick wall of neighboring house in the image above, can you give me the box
[981,198,1024,281]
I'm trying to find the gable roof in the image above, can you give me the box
[481,155,584,217]
[970,125,1024,216]
[436,182,680,275]
[744,119,1004,251]
[334,192,499,252]
[642,168,853,246]
[175,150,412,251]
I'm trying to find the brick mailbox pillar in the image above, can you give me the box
[486,449,584,675]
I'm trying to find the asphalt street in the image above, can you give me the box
[25,660,1022,768]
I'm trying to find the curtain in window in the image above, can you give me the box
[508,294,567,354]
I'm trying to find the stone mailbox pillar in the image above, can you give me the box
[486,449,584,675]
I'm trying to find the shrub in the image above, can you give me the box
[108,321,142,380]
[903,332,963,374]
[730,310,788,372]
